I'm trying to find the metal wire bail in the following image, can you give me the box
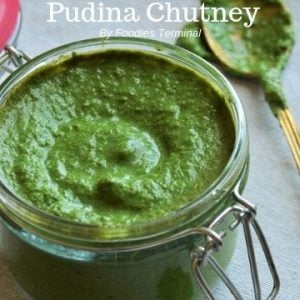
[191,189,280,299]
[0,45,31,74]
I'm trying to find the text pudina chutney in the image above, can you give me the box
[0,49,235,227]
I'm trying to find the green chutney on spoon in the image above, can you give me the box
[177,0,300,172]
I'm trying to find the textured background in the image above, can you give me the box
[0,0,299,299]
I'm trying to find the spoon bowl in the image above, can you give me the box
[178,0,300,172]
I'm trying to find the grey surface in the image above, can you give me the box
[2,0,300,299]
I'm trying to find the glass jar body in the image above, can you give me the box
[0,191,245,300]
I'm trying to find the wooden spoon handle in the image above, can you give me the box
[261,73,300,173]
[278,108,300,173]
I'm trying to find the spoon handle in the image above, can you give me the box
[278,109,300,173]
[262,74,300,173]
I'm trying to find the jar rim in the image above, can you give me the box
[0,37,249,247]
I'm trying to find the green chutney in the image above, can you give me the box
[0,50,235,227]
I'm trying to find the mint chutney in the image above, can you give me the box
[0,50,235,227]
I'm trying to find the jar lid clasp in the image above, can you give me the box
[0,45,31,74]
[190,188,280,299]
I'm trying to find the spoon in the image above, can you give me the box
[178,0,300,172]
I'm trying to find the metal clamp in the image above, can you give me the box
[191,189,280,299]
[0,45,31,74]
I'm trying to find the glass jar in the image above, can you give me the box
[0,38,278,300]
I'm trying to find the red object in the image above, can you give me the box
[0,0,20,50]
